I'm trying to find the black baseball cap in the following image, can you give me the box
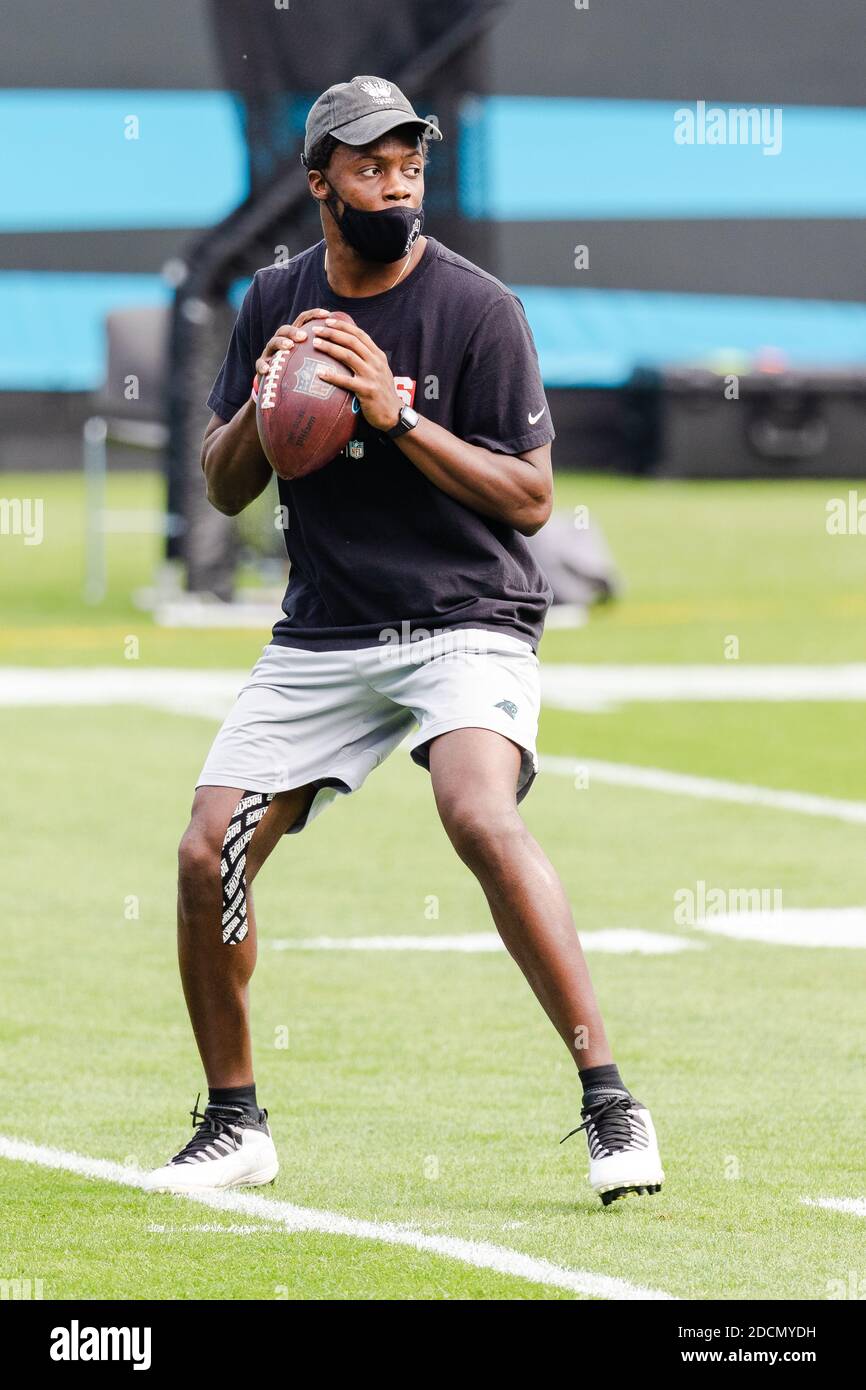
[302,75,443,166]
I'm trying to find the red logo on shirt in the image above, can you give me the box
[393,375,416,407]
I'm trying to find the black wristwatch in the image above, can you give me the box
[384,405,419,439]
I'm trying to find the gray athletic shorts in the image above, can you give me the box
[197,628,541,833]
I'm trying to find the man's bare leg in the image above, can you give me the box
[176,783,316,1087]
[426,729,669,1207]
[428,728,613,1071]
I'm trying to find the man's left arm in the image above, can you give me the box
[312,315,553,537]
[390,417,552,536]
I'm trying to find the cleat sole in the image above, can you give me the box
[599,1182,663,1206]
[144,1163,279,1195]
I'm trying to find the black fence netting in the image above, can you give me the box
[167,0,504,592]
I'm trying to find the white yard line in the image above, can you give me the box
[800,1197,866,1217]
[270,930,701,955]
[0,1135,675,1301]
[539,756,866,827]
[0,668,243,720]
[147,1222,275,1235]
[7,664,866,719]
[271,917,866,954]
[690,907,866,949]
[541,664,866,710]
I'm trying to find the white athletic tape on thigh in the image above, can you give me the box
[221,791,273,945]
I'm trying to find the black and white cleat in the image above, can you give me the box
[561,1091,665,1207]
[142,1097,279,1194]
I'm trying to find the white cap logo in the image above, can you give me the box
[359,78,393,106]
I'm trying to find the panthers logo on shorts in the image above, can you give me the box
[495,699,519,720]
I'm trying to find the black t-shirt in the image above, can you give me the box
[207,235,555,651]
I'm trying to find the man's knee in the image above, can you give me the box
[178,786,263,890]
[177,821,222,888]
[438,796,525,870]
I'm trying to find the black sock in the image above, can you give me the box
[207,1084,259,1120]
[578,1062,629,1104]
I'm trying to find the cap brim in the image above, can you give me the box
[329,109,443,147]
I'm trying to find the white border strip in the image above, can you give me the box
[8,664,866,715]
[541,665,866,706]
[800,1196,866,1217]
[270,930,700,956]
[0,1134,675,1301]
[539,756,866,827]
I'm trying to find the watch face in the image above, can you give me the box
[386,405,418,437]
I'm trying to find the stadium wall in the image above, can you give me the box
[1,0,863,471]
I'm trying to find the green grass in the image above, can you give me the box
[1,471,864,664]
[542,473,866,664]
[541,700,866,800]
[1,701,864,1299]
[1,469,864,1299]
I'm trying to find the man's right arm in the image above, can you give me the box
[200,401,272,517]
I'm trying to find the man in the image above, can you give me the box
[145,76,664,1207]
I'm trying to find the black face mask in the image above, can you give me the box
[324,181,424,263]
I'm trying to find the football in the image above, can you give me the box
[256,309,359,480]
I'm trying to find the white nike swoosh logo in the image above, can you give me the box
[528,407,546,425]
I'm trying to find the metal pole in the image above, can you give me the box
[83,415,108,604]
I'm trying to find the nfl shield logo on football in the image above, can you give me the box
[294,356,334,399]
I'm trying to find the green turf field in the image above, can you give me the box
[1,470,864,1300]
